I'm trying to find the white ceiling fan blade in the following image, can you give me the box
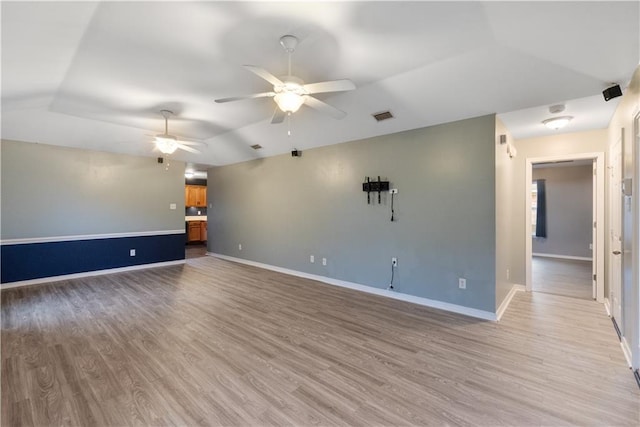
[215,92,275,103]
[303,79,356,95]
[176,144,201,154]
[243,65,284,87]
[304,96,347,120]
[271,108,286,124]
[177,140,206,147]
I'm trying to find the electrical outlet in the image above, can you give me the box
[169,203,176,210]
[589,243,593,250]
[392,257,398,267]
[238,243,242,251]
[310,255,315,263]
[458,278,466,289]
[130,249,136,257]
[322,258,327,266]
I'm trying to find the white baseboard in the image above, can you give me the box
[209,253,497,321]
[0,260,186,290]
[621,337,633,367]
[604,298,611,316]
[496,284,525,321]
[532,253,592,261]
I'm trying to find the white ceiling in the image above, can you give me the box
[2,1,638,168]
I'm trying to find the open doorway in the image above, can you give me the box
[525,152,605,302]
[530,160,594,299]
[185,166,209,259]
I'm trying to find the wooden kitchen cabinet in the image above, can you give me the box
[200,221,207,242]
[185,185,207,207]
[187,221,207,243]
[187,221,201,242]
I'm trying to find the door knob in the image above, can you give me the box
[612,250,621,255]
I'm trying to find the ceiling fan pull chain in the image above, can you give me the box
[287,112,291,136]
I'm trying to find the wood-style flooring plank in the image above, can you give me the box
[2,256,638,426]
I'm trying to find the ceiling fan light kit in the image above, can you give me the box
[156,135,179,154]
[152,109,203,155]
[274,91,305,113]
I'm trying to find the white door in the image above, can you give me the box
[610,136,623,322]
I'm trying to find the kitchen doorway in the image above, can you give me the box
[185,166,209,259]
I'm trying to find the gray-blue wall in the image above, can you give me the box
[1,140,186,283]
[209,115,497,312]
[1,140,185,238]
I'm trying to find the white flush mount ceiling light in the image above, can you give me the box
[542,116,573,130]
[542,104,572,130]
[185,171,194,179]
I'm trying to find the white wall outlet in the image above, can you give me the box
[209,203,212,208]
[322,257,327,266]
[390,189,398,194]
[238,243,242,251]
[392,257,398,267]
[130,249,136,257]
[310,255,315,263]
[458,278,466,289]
[169,203,176,210]
[589,243,593,250]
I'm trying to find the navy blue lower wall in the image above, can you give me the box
[1,233,186,283]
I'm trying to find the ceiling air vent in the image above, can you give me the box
[372,111,394,122]
[250,144,263,150]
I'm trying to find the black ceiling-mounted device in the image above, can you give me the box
[603,84,622,101]
[291,149,302,157]
[157,157,164,164]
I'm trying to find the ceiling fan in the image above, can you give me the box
[152,110,204,155]
[215,35,356,124]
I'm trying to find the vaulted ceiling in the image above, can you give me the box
[2,1,638,167]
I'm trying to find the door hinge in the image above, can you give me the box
[593,274,597,281]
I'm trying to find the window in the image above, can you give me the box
[532,179,547,238]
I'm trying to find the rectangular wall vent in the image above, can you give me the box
[372,111,394,122]
[250,144,263,150]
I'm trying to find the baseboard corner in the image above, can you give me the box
[496,284,525,321]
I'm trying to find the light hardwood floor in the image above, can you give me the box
[532,256,593,300]
[2,256,638,426]
[185,243,207,259]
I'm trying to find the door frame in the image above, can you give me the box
[632,111,640,371]
[608,132,623,321]
[525,152,605,302]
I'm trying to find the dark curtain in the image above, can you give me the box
[536,179,547,238]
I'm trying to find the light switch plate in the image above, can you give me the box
[170,203,176,210]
